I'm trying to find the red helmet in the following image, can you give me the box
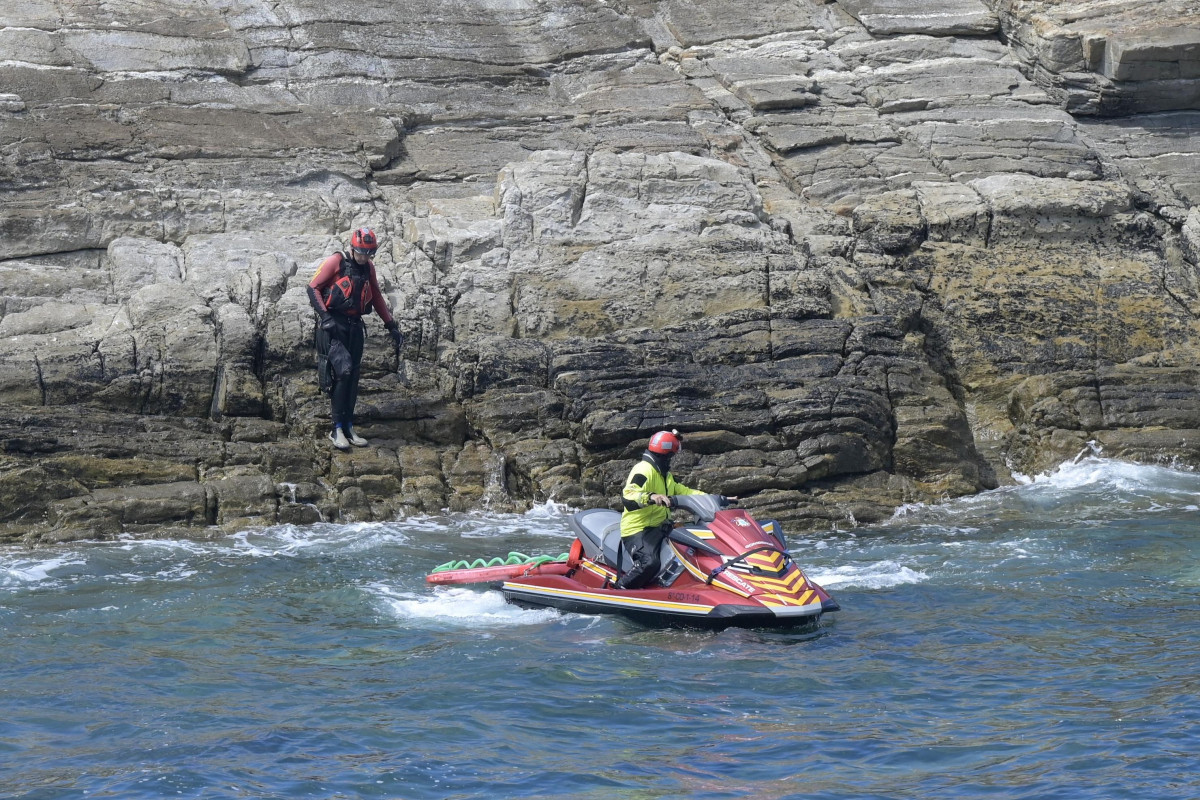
[647,430,681,454]
[350,227,378,254]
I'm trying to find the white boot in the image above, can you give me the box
[328,428,351,451]
[345,426,368,447]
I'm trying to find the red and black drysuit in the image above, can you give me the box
[306,252,398,430]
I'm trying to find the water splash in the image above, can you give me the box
[808,560,927,590]
[453,503,576,540]
[223,521,415,557]
[0,554,86,589]
[890,456,1200,526]
[523,499,578,518]
[367,584,562,628]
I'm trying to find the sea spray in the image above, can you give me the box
[368,583,563,628]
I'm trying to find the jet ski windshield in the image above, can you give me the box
[670,493,725,523]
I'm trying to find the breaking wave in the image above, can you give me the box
[890,455,1200,525]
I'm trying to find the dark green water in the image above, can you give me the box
[3,458,1198,799]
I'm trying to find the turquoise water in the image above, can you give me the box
[3,457,1199,799]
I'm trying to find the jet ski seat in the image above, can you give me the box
[568,508,630,572]
[599,519,628,573]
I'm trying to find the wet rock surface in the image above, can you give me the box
[2,1,1199,541]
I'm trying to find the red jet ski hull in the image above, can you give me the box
[501,557,835,630]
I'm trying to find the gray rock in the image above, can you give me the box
[4,0,1200,541]
[1078,112,1200,208]
[992,0,1200,114]
[838,0,999,36]
[1184,207,1200,265]
[967,174,1134,242]
[657,0,856,47]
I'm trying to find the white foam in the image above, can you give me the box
[227,527,322,557]
[0,523,422,593]
[225,522,412,557]
[454,505,575,540]
[1014,450,1196,491]
[381,514,454,534]
[888,455,1200,527]
[368,584,562,627]
[0,554,85,589]
[116,537,213,556]
[998,540,1032,558]
[809,560,927,590]
[522,500,577,519]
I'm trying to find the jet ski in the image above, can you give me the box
[426,494,838,629]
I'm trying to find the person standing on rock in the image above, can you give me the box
[307,227,404,451]
[616,430,708,590]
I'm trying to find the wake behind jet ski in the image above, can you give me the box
[426,494,839,629]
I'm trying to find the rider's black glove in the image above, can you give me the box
[318,313,337,332]
[385,321,404,348]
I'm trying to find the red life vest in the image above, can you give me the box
[322,253,374,316]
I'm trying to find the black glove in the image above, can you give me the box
[386,321,404,348]
[318,313,337,332]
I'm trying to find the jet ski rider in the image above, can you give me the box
[307,227,404,451]
[616,430,707,590]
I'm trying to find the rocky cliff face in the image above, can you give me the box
[2,0,1199,542]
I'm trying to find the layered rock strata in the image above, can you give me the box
[2,0,1199,542]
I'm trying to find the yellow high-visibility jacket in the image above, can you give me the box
[620,454,703,537]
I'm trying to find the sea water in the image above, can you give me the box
[2,457,1198,799]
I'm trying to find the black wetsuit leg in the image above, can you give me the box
[315,325,333,394]
[615,522,671,590]
[326,317,365,428]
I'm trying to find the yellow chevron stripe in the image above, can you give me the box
[747,551,785,570]
[758,589,820,608]
[670,546,805,599]
[741,569,806,593]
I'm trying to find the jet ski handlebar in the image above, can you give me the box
[668,493,731,522]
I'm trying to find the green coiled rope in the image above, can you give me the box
[431,551,569,573]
